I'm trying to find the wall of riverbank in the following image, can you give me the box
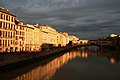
[0,45,78,71]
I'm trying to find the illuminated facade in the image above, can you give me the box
[62,34,69,46]
[0,7,16,52]
[57,32,62,46]
[0,8,79,52]
[15,21,25,52]
[34,24,41,51]
[69,35,79,45]
[24,24,35,51]
[110,34,118,38]
[63,32,69,45]
[40,25,58,47]
[24,24,42,52]
[57,32,69,47]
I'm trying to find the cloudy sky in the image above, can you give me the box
[0,0,120,39]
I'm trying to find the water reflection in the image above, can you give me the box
[0,49,120,80]
[12,51,81,80]
[89,50,120,64]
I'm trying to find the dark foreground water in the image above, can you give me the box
[0,48,120,80]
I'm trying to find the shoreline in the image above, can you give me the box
[0,45,78,71]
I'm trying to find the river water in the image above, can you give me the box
[0,47,120,80]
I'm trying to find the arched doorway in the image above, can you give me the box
[5,48,9,52]
[10,47,13,52]
[15,47,18,52]
[20,48,22,52]
[22,47,24,52]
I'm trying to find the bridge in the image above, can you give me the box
[76,40,119,50]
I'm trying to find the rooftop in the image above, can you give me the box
[0,7,16,17]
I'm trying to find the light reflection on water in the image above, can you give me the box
[12,51,81,80]
[0,49,120,80]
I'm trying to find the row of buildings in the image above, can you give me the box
[0,7,79,52]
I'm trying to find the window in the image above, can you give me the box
[4,15,5,20]
[13,32,15,38]
[3,40,4,46]
[11,40,12,44]
[1,14,3,19]
[8,32,10,38]
[20,31,21,35]
[6,15,8,20]
[12,25,13,30]
[14,25,15,30]
[10,24,12,30]
[5,40,7,46]
[6,31,7,38]
[5,23,7,29]
[8,16,10,21]
[3,31,5,37]
[0,31,2,37]
[8,40,10,46]
[16,31,19,35]
[11,17,14,22]
[0,40,2,46]
[3,22,5,29]
[0,22,2,28]
[11,32,12,38]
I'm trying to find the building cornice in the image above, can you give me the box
[0,7,16,17]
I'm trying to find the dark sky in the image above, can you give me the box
[0,0,120,39]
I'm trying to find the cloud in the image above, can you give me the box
[0,0,120,39]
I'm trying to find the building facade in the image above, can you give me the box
[24,24,35,52]
[24,24,42,52]
[0,8,79,53]
[0,8,16,52]
[40,25,58,47]
[34,24,41,51]
[57,32,69,47]
[69,35,79,45]
[15,21,25,52]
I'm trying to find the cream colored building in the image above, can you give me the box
[69,35,79,45]
[0,7,16,52]
[15,21,25,52]
[40,25,58,47]
[57,32,69,47]
[24,24,41,52]
[24,24,34,51]
[56,32,62,47]
[63,32,69,45]
[62,34,68,47]
[69,35,79,41]
[57,32,64,47]
[34,24,41,51]
[110,33,118,38]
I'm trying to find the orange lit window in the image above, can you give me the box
[0,30,2,37]
[1,14,3,19]
[0,40,2,46]
[0,22,2,28]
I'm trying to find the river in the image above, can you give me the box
[0,47,120,80]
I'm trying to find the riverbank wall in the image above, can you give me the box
[0,45,78,71]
